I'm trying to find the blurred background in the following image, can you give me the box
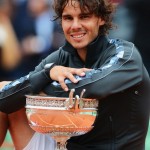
[0,0,150,149]
[0,0,65,81]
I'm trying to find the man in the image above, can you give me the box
[0,0,150,150]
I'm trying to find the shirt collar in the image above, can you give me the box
[62,35,110,67]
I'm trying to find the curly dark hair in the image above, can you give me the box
[53,0,115,35]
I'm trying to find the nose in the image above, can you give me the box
[71,18,82,30]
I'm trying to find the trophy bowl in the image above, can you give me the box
[25,89,98,150]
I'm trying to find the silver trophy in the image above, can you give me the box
[26,89,98,150]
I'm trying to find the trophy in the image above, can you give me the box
[26,89,98,150]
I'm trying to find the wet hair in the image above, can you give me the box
[53,0,115,35]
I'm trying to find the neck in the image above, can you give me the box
[77,48,87,62]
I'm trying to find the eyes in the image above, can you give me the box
[80,14,91,19]
[62,14,91,21]
[62,15,72,21]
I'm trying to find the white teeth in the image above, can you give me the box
[72,34,84,38]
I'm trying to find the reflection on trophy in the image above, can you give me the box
[25,89,98,150]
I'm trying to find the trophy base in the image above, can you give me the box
[53,136,69,150]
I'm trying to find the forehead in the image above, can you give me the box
[63,0,90,14]
[67,0,79,7]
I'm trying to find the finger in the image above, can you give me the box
[82,68,92,72]
[69,68,87,76]
[79,68,92,76]
[65,71,78,83]
[58,78,69,91]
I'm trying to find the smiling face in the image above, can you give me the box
[62,0,105,51]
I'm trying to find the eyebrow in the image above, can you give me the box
[62,14,71,18]
[62,12,92,17]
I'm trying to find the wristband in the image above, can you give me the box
[44,63,56,78]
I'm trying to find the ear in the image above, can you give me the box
[98,18,105,26]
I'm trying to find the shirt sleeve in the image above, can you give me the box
[0,51,59,114]
[46,40,143,99]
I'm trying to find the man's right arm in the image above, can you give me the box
[0,50,61,114]
[0,69,52,114]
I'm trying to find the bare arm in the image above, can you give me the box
[0,82,10,146]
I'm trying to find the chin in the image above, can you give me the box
[72,43,88,49]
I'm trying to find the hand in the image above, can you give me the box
[0,81,11,89]
[50,66,91,91]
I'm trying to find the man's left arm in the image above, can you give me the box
[48,44,143,99]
